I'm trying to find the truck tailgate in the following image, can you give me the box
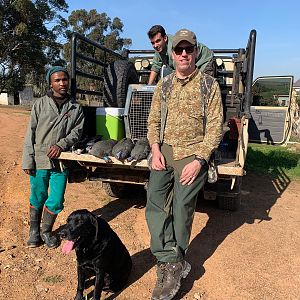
[58,152,244,176]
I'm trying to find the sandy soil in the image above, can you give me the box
[0,105,299,300]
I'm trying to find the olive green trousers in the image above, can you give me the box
[146,144,208,263]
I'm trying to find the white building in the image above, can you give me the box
[0,93,14,105]
[0,86,34,105]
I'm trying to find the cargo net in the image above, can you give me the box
[127,90,154,141]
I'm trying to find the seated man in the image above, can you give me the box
[147,25,214,84]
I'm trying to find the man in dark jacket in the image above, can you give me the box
[22,66,85,249]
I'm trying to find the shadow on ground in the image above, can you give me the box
[59,168,291,299]
[176,170,291,299]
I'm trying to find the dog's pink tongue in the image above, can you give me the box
[62,240,74,254]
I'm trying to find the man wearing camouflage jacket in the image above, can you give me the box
[146,28,223,300]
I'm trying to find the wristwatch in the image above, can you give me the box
[194,156,207,166]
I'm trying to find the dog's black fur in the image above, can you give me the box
[60,209,132,300]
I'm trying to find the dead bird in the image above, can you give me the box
[72,135,102,154]
[85,135,103,152]
[88,139,117,163]
[112,138,134,161]
[127,138,150,162]
[71,136,90,154]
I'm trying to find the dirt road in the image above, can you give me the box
[0,106,299,300]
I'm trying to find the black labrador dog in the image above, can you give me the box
[60,209,132,300]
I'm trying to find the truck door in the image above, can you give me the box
[249,76,294,144]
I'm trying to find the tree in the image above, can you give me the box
[64,9,131,60]
[0,0,68,94]
[63,9,132,101]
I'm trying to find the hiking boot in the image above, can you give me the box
[159,260,191,300]
[151,262,168,300]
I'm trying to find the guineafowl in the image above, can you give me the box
[88,139,117,163]
[127,138,150,162]
[112,138,134,161]
[72,135,102,154]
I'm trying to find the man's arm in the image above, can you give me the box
[22,102,39,170]
[196,79,223,161]
[55,107,85,151]
[149,52,163,85]
[147,80,162,146]
[150,142,165,170]
[196,42,214,72]
[148,70,158,85]
[147,80,165,169]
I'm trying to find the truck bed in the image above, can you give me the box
[58,152,244,176]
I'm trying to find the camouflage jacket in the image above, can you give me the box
[147,70,223,162]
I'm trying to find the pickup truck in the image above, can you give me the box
[58,29,294,211]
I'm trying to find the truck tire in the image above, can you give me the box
[217,193,241,211]
[102,182,126,198]
[103,60,139,108]
[217,177,242,211]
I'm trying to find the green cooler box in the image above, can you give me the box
[96,107,125,140]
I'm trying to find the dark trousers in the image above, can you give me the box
[146,144,208,263]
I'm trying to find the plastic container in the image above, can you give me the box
[96,107,125,140]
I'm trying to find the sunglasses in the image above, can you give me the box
[173,45,195,55]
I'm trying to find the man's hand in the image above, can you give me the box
[47,145,62,158]
[180,160,202,185]
[23,169,35,176]
[151,143,166,170]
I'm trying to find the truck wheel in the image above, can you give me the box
[217,177,242,211]
[103,60,139,108]
[102,182,125,198]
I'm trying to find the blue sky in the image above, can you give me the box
[65,0,300,81]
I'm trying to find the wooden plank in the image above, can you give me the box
[58,152,244,176]
[58,152,148,168]
[217,165,244,176]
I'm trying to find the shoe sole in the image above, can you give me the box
[27,244,41,248]
[27,240,43,248]
[163,261,191,300]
